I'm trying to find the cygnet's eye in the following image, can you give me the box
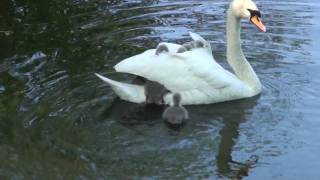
[247,9,261,18]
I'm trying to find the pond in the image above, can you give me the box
[0,0,320,179]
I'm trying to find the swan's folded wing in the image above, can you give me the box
[114,47,238,92]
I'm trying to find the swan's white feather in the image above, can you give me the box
[96,0,264,105]
[189,32,206,42]
[95,73,145,103]
[112,33,255,105]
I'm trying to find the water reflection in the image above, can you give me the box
[214,99,258,178]
[103,94,260,178]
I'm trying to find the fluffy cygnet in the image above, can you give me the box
[155,44,169,55]
[144,80,169,105]
[162,93,189,125]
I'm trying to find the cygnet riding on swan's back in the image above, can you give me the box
[95,0,266,105]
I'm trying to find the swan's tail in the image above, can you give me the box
[95,73,145,103]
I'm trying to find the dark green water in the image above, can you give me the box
[1,0,320,179]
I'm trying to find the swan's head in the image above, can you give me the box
[231,0,266,32]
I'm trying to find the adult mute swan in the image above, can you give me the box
[96,0,266,105]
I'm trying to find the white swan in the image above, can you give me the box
[96,0,266,105]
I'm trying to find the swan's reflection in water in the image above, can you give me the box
[213,98,259,179]
[102,94,260,178]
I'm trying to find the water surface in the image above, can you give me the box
[1,0,320,179]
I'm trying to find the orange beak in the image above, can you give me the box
[250,15,266,32]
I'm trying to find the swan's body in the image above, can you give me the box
[96,0,265,105]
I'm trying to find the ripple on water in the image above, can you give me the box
[1,0,320,179]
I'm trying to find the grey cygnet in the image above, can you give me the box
[144,80,169,105]
[162,93,189,125]
[176,40,204,53]
[155,44,169,55]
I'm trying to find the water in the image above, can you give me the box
[1,0,320,179]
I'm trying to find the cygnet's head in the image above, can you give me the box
[194,40,204,48]
[230,0,266,32]
[155,44,169,55]
[173,93,182,106]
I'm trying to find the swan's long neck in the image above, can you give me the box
[226,9,261,93]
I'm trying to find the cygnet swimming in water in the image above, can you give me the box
[162,93,189,125]
[144,80,169,105]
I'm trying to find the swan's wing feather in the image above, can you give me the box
[115,47,237,92]
[189,32,206,43]
[115,32,240,92]
[115,49,196,91]
[172,48,237,88]
[188,32,212,54]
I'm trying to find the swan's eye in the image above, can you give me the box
[247,9,261,18]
